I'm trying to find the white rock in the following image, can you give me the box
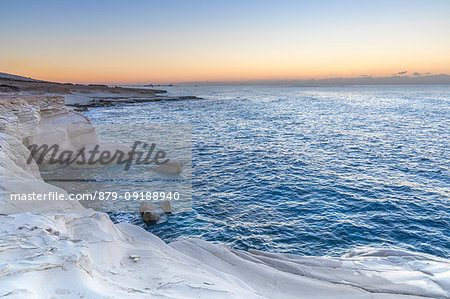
[0,211,449,298]
[139,201,171,222]
[153,160,184,174]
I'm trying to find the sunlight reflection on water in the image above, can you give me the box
[84,85,449,257]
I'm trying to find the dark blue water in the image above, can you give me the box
[86,85,450,258]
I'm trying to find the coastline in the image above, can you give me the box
[0,76,201,111]
[1,90,449,298]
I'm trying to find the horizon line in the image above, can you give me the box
[2,71,450,86]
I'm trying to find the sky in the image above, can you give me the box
[1,0,449,84]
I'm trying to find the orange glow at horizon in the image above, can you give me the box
[3,48,449,84]
[1,1,449,84]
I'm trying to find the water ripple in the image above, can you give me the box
[90,85,450,257]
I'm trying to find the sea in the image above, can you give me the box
[82,85,449,258]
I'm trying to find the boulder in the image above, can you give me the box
[153,160,184,174]
[139,200,172,222]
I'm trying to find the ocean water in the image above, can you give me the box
[84,85,450,258]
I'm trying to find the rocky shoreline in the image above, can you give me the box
[67,95,201,111]
[1,93,449,298]
[0,75,202,112]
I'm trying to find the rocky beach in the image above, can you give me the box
[0,75,449,298]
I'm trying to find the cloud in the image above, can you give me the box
[397,71,407,75]
[413,72,421,76]
[425,72,431,75]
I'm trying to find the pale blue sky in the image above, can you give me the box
[1,0,449,83]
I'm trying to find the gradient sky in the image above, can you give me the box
[1,0,449,84]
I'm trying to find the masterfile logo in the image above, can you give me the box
[5,123,192,214]
[27,141,170,171]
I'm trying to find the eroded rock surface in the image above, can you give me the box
[0,210,449,298]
